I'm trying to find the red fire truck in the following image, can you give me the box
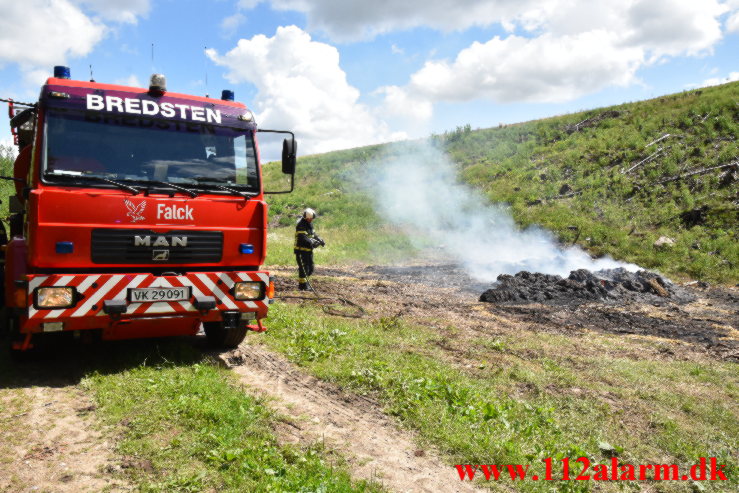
[1,66,296,353]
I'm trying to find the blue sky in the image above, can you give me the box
[1,0,737,154]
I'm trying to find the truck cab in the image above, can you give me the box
[2,67,296,352]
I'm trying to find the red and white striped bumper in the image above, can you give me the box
[25,271,270,325]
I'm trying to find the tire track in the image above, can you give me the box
[218,344,486,493]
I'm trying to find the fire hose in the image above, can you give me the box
[275,280,366,319]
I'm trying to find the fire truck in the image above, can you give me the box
[1,66,296,353]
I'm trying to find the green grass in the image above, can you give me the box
[0,145,16,221]
[261,301,738,492]
[264,81,739,283]
[81,342,383,492]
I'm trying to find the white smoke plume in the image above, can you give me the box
[369,142,638,283]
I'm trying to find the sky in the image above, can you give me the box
[0,0,737,156]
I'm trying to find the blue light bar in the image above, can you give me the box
[221,89,234,101]
[54,66,71,79]
[56,241,74,254]
[239,243,254,254]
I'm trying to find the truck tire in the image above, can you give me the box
[203,322,248,349]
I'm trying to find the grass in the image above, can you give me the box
[264,81,739,283]
[260,301,738,492]
[0,339,382,493]
[81,342,383,492]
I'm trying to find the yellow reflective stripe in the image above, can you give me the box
[296,231,308,235]
[294,247,312,252]
[299,278,307,282]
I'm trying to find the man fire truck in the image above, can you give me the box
[1,66,297,353]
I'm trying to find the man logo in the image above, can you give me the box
[134,235,188,247]
[152,250,170,261]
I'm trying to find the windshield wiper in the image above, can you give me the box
[143,180,199,198]
[191,177,256,198]
[45,171,141,195]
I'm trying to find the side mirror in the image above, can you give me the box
[10,108,34,129]
[259,129,296,194]
[281,138,296,175]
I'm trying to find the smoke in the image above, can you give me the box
[368,141,638,282]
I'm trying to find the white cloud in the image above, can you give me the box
[221,12,246,37]
[697,71,739,87]
[375,85,433,130]
[374,0,728,121]
[241,0,541,40]
[385,31,643,109]
[623,0,725,58]
[0,0,105,72]
[727,8,739,32]
[0,0,150,85]
[207,26,404,154]
[74,0,150,24]
[240,0,728,48]
[115,74,142,87]
[229,1,732,140]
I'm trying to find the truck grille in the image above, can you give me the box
[91,229,223,264]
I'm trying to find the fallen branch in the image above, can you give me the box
[623,147,663,174]
[654,160,738,186]
[645,133,671,148]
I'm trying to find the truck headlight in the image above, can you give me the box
[233,282,264,301]
[35,287,76,308]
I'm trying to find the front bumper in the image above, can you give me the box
[20,271,271,333]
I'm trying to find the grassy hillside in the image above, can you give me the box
[265,82,738,284]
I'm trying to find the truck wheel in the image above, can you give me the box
[203,322,248,349]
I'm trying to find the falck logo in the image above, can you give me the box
[125,199,146,222]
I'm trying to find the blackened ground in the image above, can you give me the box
[479,268,696,306]
[272,263,738,362]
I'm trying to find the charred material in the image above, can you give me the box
[479,268,695,305]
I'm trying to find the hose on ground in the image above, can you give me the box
[274,280,366,318]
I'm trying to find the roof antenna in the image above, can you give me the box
[89,64,95,82]
[204,45,209,98]
[151,42,155,72]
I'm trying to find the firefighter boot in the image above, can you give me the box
[298,281,308,291]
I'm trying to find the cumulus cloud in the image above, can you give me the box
[115,74,142,87]
[207,26,404,155]
[404,32,642,104]
[221,12,246,37]
[239,0,539,40]
[727,1,739,33]
[74,0,150,24]
[697,71,739,87]
[239,0,729,46]
[0,0,149,84]
[373,0,728,121]
[0,0,105,72]
[623,0,725,58]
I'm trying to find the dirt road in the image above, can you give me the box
[0,362,127,492]
[218,345,486,493]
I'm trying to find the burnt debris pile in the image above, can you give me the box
[479,268,694,305]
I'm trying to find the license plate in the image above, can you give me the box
[129,287,191,303]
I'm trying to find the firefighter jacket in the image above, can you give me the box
[294,217,320,253]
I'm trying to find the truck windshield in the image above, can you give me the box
[42,109,259,193]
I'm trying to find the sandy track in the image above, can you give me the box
[218,344,486,493]
[0,384,127,492]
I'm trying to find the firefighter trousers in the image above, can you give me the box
[295,251,314,287]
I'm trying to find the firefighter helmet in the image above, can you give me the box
[303,208,316,220]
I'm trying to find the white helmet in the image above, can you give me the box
[303,208,316,219]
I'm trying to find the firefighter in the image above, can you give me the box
[294,208,325,290]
